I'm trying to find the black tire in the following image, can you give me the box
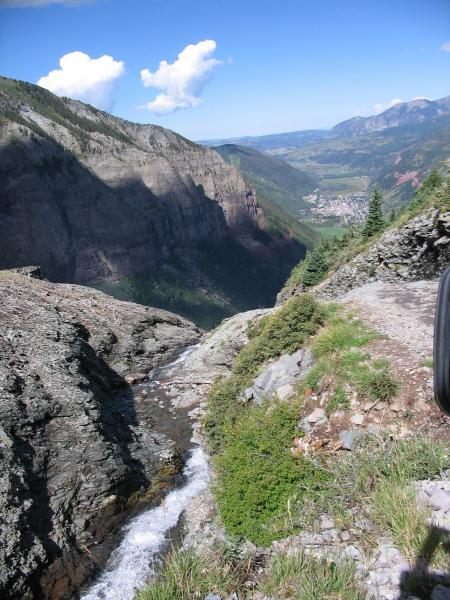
[434,266,450,415]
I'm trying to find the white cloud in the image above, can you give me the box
[140,40,222,115]
[37,51,124,109]
[373,98,403,114]
[0,0,91,6]
[440,40,450,52]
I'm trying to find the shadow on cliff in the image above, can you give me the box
[397,525,450,599]
[10,322,149,599]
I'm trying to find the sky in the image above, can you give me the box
[0,0,449,140]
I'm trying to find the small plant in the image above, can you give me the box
[261,552,365,600]
[371,480,448,569]
[421,358,433,368]
[354,364,399,402]
[327,385,349,415]
[136,547,240,600]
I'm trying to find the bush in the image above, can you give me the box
[214,400,329,545]
[203,294,325,454]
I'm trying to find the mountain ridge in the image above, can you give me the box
[0,76,311,327]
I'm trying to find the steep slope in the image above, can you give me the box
[215,143,318,220]
[0,76,309,327]
[0,268,200,599]
[334,96,450,135]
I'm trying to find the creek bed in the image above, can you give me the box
[80,345,209,600]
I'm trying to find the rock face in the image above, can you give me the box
[333,95,450,135]
[0,77,306,308]
[278,209,450,304]
[0,269,200,599]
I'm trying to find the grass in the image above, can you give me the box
[136,546,365,600]
[260,552,365,600]
[372,480,448,569]
[135,547,241,600]
[301,436,450,532]
[302,313,399,410]
[421,358,433,368]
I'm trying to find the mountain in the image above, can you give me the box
[206,94,450,235]
[214,143,318,222]
[0,76,311,328]
[202,129,331,152]
[333,96,450,135]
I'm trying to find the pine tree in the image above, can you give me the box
[362,188,386,238]
[302,248,329,286]
[389,209,396,223]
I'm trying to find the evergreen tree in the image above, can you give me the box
[302,248,329,286]
[389,209,396,223]
[362,188,386,238]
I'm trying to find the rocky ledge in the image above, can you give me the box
[0,268,201,599]
[278,209,450,304]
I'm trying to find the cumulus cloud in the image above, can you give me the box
[140,40,222,114]
[373,98,403,114]
[440,40,450,52]
[37,51,124,109]
[0,0,91,6]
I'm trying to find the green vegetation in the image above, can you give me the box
[256,193,317,248]
[136,546,364,600]
[214,399,328,545]
[283,172,450,294]
[135,547,241,600]
[362,188,385,238]
[203,294,325,453]
[0,75,133,151]
[215,143,318,219]
[422,358,434,368]
[303,314,398,407]
[261,552,365,600]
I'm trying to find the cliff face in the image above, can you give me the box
[0,77,304,317]
[277,209,450,305]
[0,268,200,599]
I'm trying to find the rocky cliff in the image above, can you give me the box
[0,268,200,599]
[278,208,450,305]
[0,77,308,325]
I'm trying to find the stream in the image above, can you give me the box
[81,344,209,600]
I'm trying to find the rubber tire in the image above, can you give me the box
[434,265,450,415]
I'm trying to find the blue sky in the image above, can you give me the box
[0,0,449,139]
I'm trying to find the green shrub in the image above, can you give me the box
[214,400,329,545]
[203,293,325,454]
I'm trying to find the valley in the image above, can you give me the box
[208,97,450,235]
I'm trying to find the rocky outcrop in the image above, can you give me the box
[0,77,305,300]
[0,269,200,599]
[278,209,450,304]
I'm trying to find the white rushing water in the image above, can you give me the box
[81,446,209,600]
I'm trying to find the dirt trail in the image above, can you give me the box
[337,280,450,437]
[340,280,437,359]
